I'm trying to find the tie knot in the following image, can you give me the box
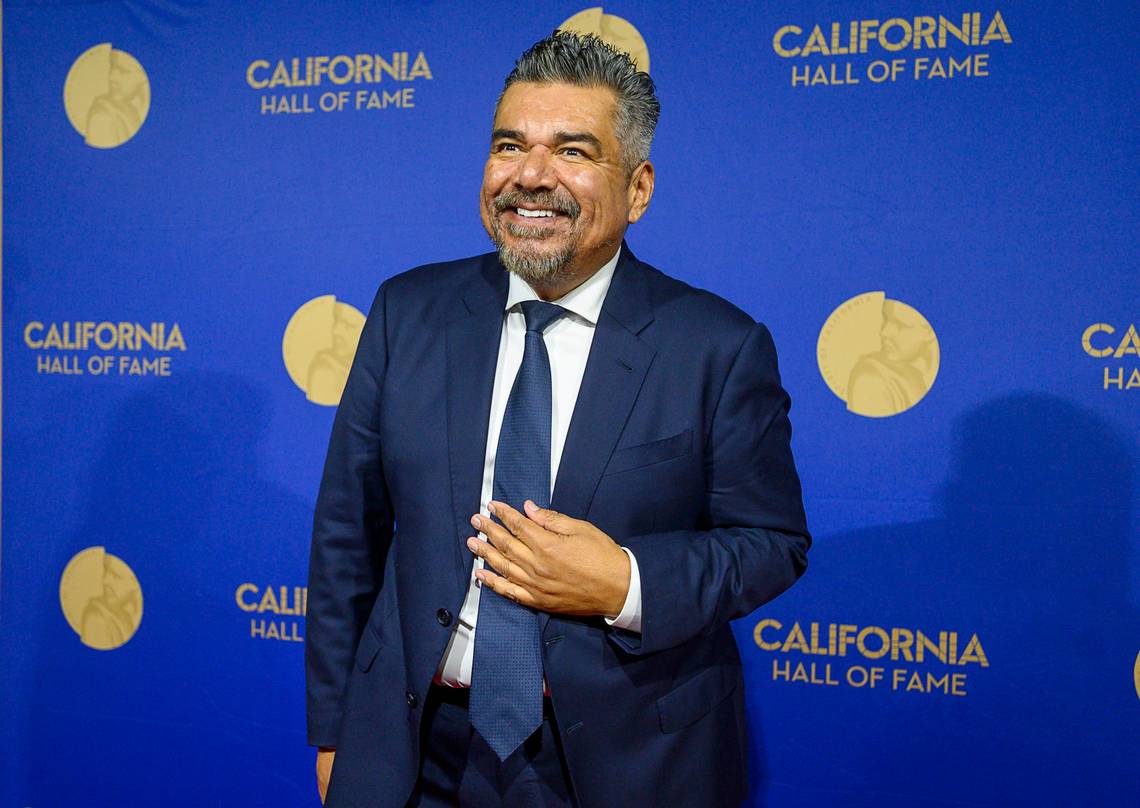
[518,300,566,335]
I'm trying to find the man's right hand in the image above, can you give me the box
[316,747,336,804]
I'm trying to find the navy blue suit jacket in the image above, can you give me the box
[306,246,810,808]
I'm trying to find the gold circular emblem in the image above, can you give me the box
[817,291,940,418]
[282,295,366,407]
[559,7,650,73]
[63,43,150,149]
[1134,649,1140,701]
[59,547,143,650]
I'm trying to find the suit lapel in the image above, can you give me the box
[550,246,656,556]
[445,255,509,594]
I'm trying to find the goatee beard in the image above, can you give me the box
[489,190,580,288]
[491,225,577,287]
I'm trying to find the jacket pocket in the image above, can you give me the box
[656,663,738,733]
[604,429,692,476]
[354,624,383,672]
[354,589,398,672]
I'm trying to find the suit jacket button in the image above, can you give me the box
[436,608,452,627]
[406,691,418,708]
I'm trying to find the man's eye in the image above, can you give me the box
[562,148,582,157]
[497,143,521,153]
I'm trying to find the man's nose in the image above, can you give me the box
[515,146,557,190]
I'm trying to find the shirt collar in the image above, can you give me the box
[504,246,620,326]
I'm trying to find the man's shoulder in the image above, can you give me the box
[364,252,500,330]
[628,253,759,342]
[381,252,495,298]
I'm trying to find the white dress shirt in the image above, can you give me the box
[435,247,643,687]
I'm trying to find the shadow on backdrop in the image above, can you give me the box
[748,392,1138,808]
[25,372,317,807]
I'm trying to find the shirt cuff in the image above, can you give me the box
[604,547,642,633]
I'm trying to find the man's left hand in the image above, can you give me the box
[467,500,630,617]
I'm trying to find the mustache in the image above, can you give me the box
[493,190,580,219]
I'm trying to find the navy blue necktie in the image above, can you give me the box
[470,300,566,761]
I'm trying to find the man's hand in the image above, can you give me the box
[316,747,335,804]
[467,500,630,617]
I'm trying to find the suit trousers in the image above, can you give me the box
[406,686,577,808]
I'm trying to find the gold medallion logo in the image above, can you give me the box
[818,292,940,417]
[282,295,366,406]
[59,547,143,650]
[64,44,150,148]
[1134,650,1140,701]
[559,7,650,73]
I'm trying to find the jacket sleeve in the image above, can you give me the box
[305,281,394,746]
[612,322,810,656]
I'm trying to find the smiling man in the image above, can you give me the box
[480,78,652,299]
[306,31,810,808]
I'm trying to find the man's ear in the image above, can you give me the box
[626,161,655,224]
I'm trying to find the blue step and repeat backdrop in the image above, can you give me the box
[3,2,1138,806]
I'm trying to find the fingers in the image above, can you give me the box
[471,501,571,551]
[467,535,533,587]
[473,508,538,563]
[465,533,522,576]
[487,501,543,545]
[316,748,335,804]
[475,568,537,608]
[522,499,576,534]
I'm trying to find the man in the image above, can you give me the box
[307,31,810,808]
[85,49,148,148]
[307,302,364,406]
[847,299,939,417]
[79,549,142,650]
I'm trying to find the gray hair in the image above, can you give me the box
[501,30,660,175]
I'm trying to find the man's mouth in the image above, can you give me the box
[493,191,580,222]
[501,206,572,234]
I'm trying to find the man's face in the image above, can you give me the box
[480,82,652,288]
[101,558,130,604]
[880,301,933,362]
[331,311,353,358]
[108,53,144,101]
